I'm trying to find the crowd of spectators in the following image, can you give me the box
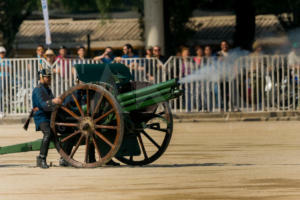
[0,40,299,113]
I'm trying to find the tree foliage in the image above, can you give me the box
[0,0,38,55]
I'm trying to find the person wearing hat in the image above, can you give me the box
[44,49,56,65]
[0,46,6,57]
[32,68,62,168]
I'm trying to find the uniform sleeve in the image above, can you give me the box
[33,88,56,112]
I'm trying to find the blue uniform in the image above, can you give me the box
[32,83,55,131]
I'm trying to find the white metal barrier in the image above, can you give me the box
[122,55,300,113]
[0,55,299,116]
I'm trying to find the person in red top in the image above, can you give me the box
[56,46,69,78]
[193,45,203,66]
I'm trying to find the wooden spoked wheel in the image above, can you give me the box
[51,84,124,168]
[116,102,173,166]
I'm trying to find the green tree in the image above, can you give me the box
[0,0,38,56]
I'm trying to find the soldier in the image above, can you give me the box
[32,68,62,168]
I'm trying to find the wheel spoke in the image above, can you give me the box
[86,89,90,116]
[61,106,80,120]
[157,111,165,115]
[70,134,84,158]
[84,135,89,163]
[94,130,115,148]
[141,130,161,149]
[92,135,102,162]
[61,130,81,143]
[55,122,78,127]
[95,125,117,130]
[146,123,168,133]
[137,134,148,160]
[94,108,114,123]
[92,94,104,118]
[71,94,84,117]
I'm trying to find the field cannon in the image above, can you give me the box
[0,63,182,168]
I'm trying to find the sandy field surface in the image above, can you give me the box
[1,121,300,200]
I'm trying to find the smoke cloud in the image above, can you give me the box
[179,48,249,83]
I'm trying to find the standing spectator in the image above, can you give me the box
[34,45,45,70]
[0,46,10,115]
[153,45,166,63]
[36,45,44,58]
[251,42,264,56]
[36,45,44,63]
[77,46,86,60]
[193,45,203,66]
[144,46,158,82]
[204,46,213,58]
[180,47,193,111]
[288,42,300,108]
[181,47,191,76]
[203,45,216,66]
[249,42,266,110]
[55,46,72,93]
[217,41,230,110]
[203,45,219,111]
[217,40,230,58]
[45,49,56,65]
[151,45,166,81]
[57,45,68,60]
[145,46,153,59]
[93,47,115,64]
[121,43,138,58]
[56,45,69,77]
[288,42,300,68]
[114,44,138,63]
[44,49,57,91]
[115,44,141,79]
[0,46,7,67]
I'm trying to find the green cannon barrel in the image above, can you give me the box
[122,90,182,112]
[116,78,182,112]
[119,87,171,107]
[117,79,178,102]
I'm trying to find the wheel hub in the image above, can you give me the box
[79,117,95,136]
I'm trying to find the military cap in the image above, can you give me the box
[38,68,52,77]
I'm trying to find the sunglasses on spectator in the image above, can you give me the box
[153,49,160,51]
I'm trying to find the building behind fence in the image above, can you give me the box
[0,55,299,116]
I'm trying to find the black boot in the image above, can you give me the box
[36,155,49,169]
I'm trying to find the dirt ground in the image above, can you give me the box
[1,121,300,200]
